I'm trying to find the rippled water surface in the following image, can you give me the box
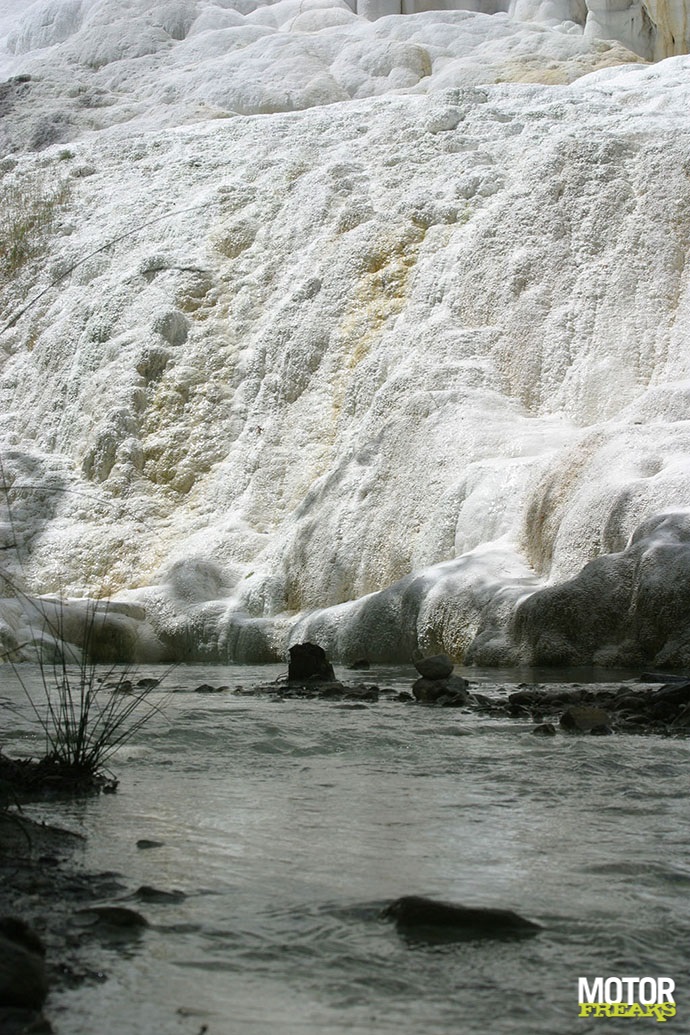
[3,663,689,1034]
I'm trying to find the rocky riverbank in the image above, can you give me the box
[0,754,167,1035]
[0,808,130,1035]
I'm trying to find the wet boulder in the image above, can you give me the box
[287,642,335,682]
[346,658,370,670]
[412,675,470,705]
[75,906,148,930]
[647,680,690,719]
[559,705,611,732]
[381,896,541,942]
[413,654,454,680]
[508,688,546,708]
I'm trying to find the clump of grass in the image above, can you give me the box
[0,458,168,794]
[3,591,167,794]
[0,172,71,283]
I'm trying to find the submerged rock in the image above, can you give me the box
[532,723,557,736]
[638,672,689,683]
[75,905,148,930]
[381,896,541,942]
[559,705,611,732]
[132,885,186,904]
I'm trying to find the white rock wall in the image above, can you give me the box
[1,2,690,665]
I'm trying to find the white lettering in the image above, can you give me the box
[658,978,676,1004]
[638,977,655,1005]
[620,977,639,1005]
[578,975,676,1007]
[578,977,604,1003]
[604,978,623,1003]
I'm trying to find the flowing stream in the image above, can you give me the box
[3,664,689,1034]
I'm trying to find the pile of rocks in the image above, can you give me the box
[411,654,471,708]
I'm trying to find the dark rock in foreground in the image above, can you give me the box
[0,919,48,1010]
[287,642,335,683]
[381,895,541,942]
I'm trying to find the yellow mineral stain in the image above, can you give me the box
[495,48,647,87]
[648,0,689,58]
[341,226,425,371]
[325,226,425,443]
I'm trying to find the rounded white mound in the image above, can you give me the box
[1,5,690,667]
[0,0,645,153]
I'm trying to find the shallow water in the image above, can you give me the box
[2,663,688,1034]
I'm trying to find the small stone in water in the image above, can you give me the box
[560,705,611,732]
[75,906,148,929]
[532,723,557,736]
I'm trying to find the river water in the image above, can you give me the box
[3,663,689,1034]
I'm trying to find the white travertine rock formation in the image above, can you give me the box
[1,1,690,666]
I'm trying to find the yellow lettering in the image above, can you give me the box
[626,1004,646,1018]
[607,1004,626,1017]
[578,1001,677,1023]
